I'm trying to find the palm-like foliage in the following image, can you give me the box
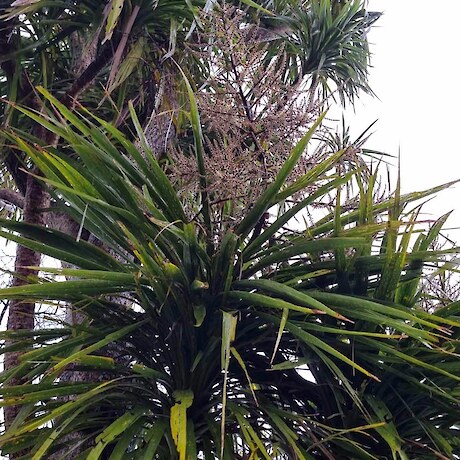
[257,0,381,101]
[1,0,379,128]
[0,87,459,459]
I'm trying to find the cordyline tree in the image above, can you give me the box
[0,0,378,434]
[1,1,460,459]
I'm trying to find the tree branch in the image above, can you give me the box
[3,152,28,196]
[62,42,114,109]
[0,188,25,209]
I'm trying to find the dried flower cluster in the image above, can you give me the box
[169,6,328,227]
[419,237,460,312]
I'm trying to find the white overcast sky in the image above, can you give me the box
[343,0,460,242]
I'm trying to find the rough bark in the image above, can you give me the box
[1,6,46,444]
[0,189,24,209]
[141,71,179,158]
[3,172,50,433]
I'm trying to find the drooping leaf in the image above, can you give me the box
[170,390,194,460]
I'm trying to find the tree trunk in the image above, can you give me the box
[1,17,175,454]
[140,70,179,158]
[3,173,49,436]
[0,21,109,453]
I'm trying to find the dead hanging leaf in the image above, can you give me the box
[107,36,145,93]
[106,4,141,91]
[10,0,41,5]
[170,390,194,460]
[220,311,238,458]
[103,0,125,44]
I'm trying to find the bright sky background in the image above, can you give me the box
[343,0,460,242]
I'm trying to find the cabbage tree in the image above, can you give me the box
[0,86,459,459]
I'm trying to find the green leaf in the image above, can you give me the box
[128,101,185,222]
[234,279,349,321]
[175,62,212,238]
[270,357,311,371]
[193,304,206,327]
[236,112,326,239]
[47,322,145,376]
[0,223,125,271]
[309,291,452,335]
[228,290,315,315]
[0,279,135,301]
[246,237,366,275]
[138,420,168,459]
[232,409,272,460]
[282,319,380,381]
[359,337,460,382]
[2,381,115,440]
[243,171,356,259]
[365,396,408,460]
[238,0,274,16]
[230,347,258,405]
[131,364,167,381]
[270,307,289,364]
[0,383,97,406]
[32,405,89,460]
[88,407,145,459]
